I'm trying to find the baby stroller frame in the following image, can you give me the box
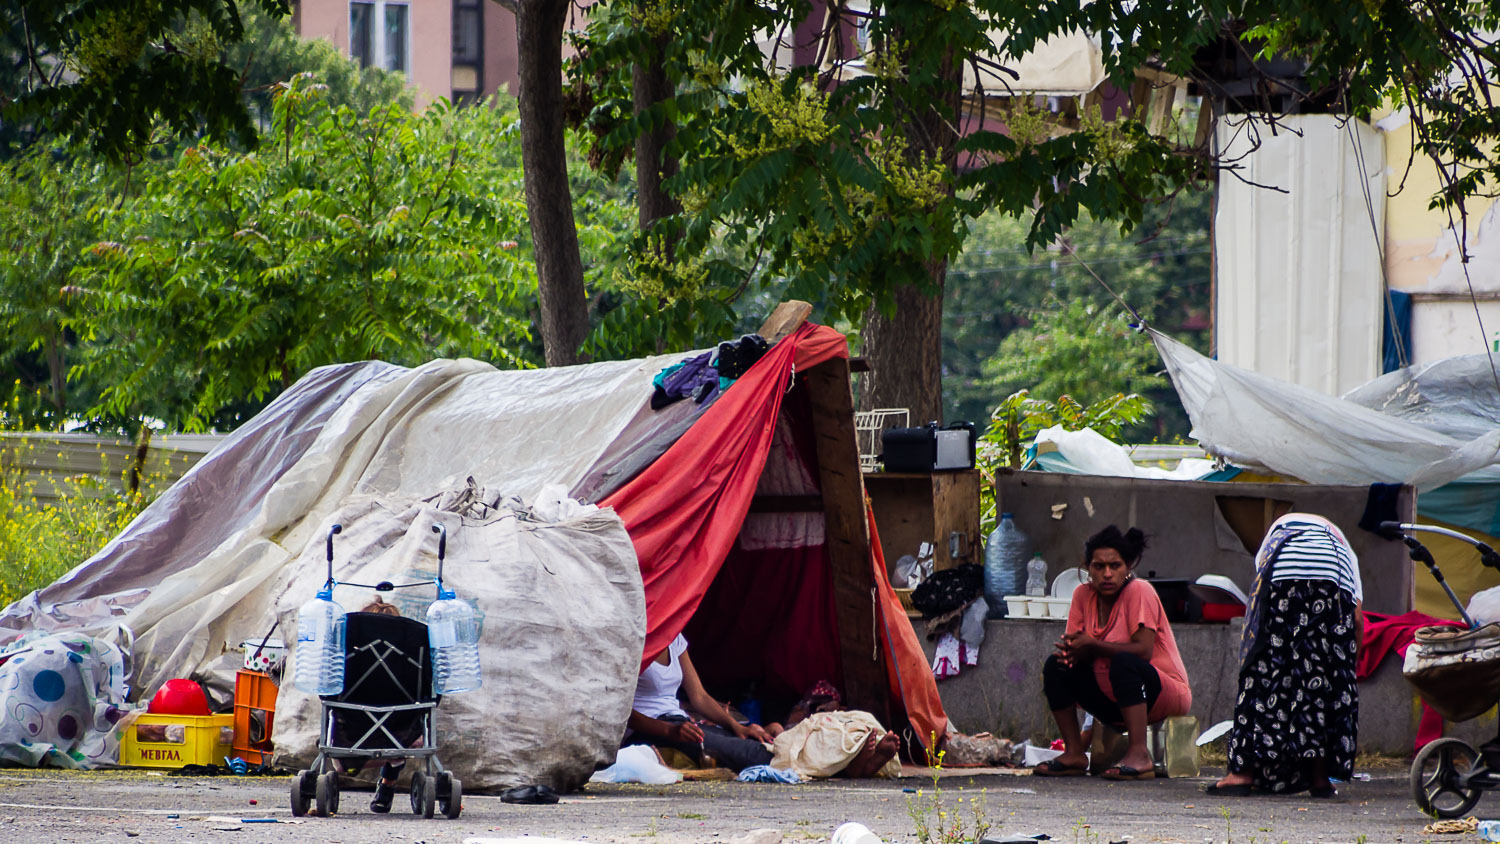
[289,523,464,820]
[1381,520,1500,818]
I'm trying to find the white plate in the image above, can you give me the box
[1051,567,1087,598]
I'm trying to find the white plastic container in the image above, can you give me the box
[241,638,286,673]
[293,589,346,696]
[1004,596,1030,617]
[1042,597,1070,620]
[427,587,483,694]
[1027,597,1049,618]
[831,822,883,844]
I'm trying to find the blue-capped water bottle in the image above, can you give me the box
[425,522,482,694]
[293,585,346,696]
[426,587,481,694]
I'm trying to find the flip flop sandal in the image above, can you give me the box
[1032,759,1089,777]
[1202,782,1253,796]
[501,784,561,804]
[1100,765,1156,781]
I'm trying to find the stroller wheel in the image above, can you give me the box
[290,770,313,817]
[409,771,425,814]
[1412,737,1483,818]
[411,771,437,817]
[315,770,341,817]
[439,774,462,819]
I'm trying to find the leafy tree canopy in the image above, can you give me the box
[69,77,541,430]
[2,0,290,160]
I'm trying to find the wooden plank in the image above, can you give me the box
[931,470,981,569]
[757,300,813,345]
[803,357,888,723]
[865,474,932,576]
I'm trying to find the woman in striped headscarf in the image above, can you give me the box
[1207,513,1365,797]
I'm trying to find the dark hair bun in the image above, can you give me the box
[1084,525,1149,566]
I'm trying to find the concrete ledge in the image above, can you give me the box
[917,617,1498,754]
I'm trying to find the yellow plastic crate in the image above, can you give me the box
[120,713,234,769]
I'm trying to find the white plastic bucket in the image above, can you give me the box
[242,638,286,673]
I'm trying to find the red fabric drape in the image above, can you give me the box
[603,323,848,670]
[869,505,950,749]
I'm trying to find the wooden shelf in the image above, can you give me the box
[865,469,980,574]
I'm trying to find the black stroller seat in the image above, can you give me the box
[328,612,435,753]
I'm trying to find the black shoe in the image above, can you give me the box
[370,782,394,813]
[501,784,559,805]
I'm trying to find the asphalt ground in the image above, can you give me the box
[0,765,1473,844]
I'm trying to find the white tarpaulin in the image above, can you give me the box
[1152,330,1500,491]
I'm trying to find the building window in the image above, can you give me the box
[452,0,483,104]
[349,1,410,75]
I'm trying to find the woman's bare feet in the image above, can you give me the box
[840,731,901,778]
[1213,772,1253,789]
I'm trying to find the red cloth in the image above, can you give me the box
[868,504,950,749]
[603,323,949,745]
[1359,610,1464,750]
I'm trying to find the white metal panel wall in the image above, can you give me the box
[1214,115,1386,396]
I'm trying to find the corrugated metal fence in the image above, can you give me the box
[0,433,225,505]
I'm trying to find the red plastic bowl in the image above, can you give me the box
[148,679,211,716]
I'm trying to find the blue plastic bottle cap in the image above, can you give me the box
[1001,512,1013,519]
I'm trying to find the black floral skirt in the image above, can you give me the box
[1227,579,1359,793]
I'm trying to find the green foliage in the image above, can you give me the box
[2,0,292,160]
[0,148,140,430]
[984,299,1166,406]
[222,5,412,128]
[70,76,540,430]
[976,390,1153,534]
[0,415,167,608]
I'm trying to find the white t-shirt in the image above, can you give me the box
[632,634,689,719]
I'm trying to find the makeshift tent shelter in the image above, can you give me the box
[0,319,945,788]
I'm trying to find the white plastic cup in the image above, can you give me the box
[831,822,883,844]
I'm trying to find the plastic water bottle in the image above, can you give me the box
[1480,819,1500,842]
[983,513,1032,617]
[427,587,482,694]
[293,587,346,696]
[1025,553,1048,597]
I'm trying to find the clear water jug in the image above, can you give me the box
[1025,553,1048,597]
[293,588,346,696]
[983,513,1031,617]
[427,587,482,694]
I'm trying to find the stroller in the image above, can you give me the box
[289,523,470,819]
[1385,520,1500,817]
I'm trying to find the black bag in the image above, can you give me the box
[910,563,984,617]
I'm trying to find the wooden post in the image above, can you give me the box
[803,357,888,722]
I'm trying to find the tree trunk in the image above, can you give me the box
[633,44,681,236]
[858,278,945,423]
[515,0,590,366]
[857,42,960,423]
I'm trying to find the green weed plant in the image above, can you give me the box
[0,410,169,608]
[906,736,992,844]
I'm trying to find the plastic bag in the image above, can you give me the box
[588,744,682,784]
[959,597,988,649]
[1470,585,1500,626]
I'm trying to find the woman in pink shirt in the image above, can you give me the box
[1034,526,1192,781]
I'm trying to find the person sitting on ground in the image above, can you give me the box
[1034,525,1191,781]
[626,633,775,773]
[763,680,902,778]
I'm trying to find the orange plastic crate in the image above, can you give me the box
[232,669,278,764]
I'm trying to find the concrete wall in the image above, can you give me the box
[994,471,1416,615]
[923,618,1497,755]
